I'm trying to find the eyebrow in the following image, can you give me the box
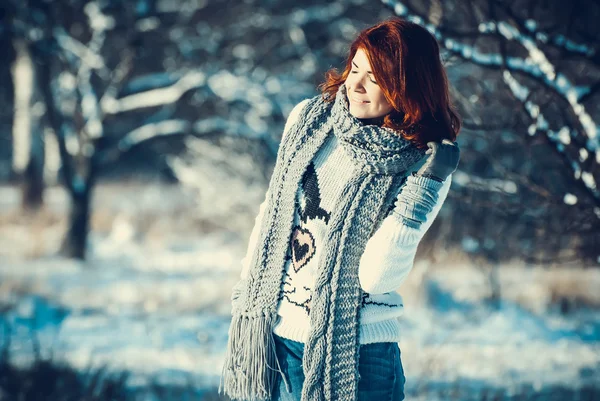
[352,61,372,74]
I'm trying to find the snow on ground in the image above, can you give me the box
[0,184,599,399]
[397,262,600,393]
[0,230,243,389]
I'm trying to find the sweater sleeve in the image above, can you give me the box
[357,173,452,294]
[282,98,310,143]
[238,98,310,280]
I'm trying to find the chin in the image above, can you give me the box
[349,107,371,119]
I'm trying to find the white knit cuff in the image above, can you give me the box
[408,173,445,191]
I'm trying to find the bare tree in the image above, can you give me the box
[6,0,307,258]
[5,0,214,258]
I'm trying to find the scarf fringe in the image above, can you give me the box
[219,310,282,401]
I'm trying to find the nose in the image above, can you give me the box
[349,76,367,93]
[354,82,366,93]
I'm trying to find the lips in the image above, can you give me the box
[351,97,370,104]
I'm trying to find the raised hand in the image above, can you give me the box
[416,139,460,182]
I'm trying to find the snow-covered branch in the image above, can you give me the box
[499,4,596,60]
[502,70,599,201]
[117,119,192,152]
[102,71,206,114]
[381,0,600,207]
[481,21,597,145]
[384,0,598,148]
[53,28,106,71]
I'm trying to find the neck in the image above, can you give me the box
[357,116,385,127]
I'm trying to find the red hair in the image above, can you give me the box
[318,17,461,148]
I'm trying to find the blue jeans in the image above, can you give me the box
[271,334,405,401]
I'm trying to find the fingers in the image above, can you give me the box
[429,140,456,148]
[425,141,436,155]
[426,139,460,156]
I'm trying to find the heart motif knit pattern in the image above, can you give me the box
[291,226,316,272]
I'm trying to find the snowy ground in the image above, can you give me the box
[0,184,599,400]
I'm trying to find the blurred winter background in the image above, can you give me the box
[0,0,599,400]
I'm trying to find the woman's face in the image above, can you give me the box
[345,48,394,120]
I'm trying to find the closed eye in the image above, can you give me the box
[350,70,378,84]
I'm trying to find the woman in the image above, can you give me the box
[220,17,461,401]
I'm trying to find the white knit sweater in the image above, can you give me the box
[238,99,451,345]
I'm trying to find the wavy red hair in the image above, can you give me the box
[318,17,461,148]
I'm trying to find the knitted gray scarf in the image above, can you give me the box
[220,83,426,401]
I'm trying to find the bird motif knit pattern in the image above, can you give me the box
[238,99,451,345]
[220,83,448,401]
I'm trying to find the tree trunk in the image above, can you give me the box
[60,184,93,260]
[34,39,94,260]
[20,133,45,210]
[11,38,45,209]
